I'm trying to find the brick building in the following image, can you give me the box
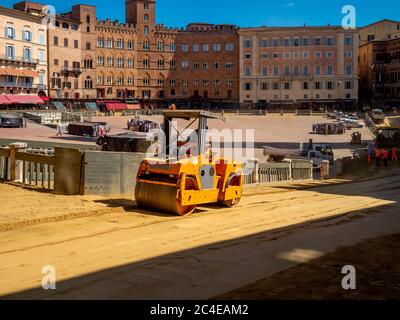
[0,4,47,96]
[359,19,400,46]
[170,23,239,106]
[238,26,359,110]
[359,37,400,106]
[95,0,239,107]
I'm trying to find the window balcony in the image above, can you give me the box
[0,82,46,89]
[60,67,82,76]
[0,54,39,66]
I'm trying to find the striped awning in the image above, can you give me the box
[0,68,38,77]
[5,95,44,104]
[85,102,98,110]
[53,101,67,110]
[0,95,10,104]
[106,103,128,111]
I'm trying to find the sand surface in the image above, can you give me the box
[0,172,399,299]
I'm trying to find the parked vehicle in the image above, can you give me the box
[371,109,386,122]
[340,118,364,129]
[68,121,110,137]
[0,114,23,128]
[263,143,334,166]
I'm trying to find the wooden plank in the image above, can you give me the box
[35,163,38,186]
[48,165,52,189]
[15,152,55,165]
[22,161,26,184]
[0,148,10,157]
[41,163,44,187]
[29,162,32,185]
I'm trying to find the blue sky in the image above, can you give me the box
[1,0,399,28]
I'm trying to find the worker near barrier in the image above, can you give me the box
[382,149,389,168]
[392,147,398,162]
[375,147,382,168]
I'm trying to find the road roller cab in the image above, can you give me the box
[135,110,243,216]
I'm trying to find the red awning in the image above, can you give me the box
[40,96,50,101]
[0,95,10,104]
[5,95,45,104]
[96,100,121,104]
[106,103,128,111]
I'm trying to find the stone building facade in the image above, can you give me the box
[238,26,359,109]
[12,2,97,99]
[359,19,400,46]
[0,4,47,96]
[359,37,400,106]
[95,0,239,106]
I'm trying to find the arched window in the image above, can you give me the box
[127,74,134,85]
[157,75,164,87]
[144,14,149,22]
[84,59,93,69]
[86,15,91,23]
[143,56,150,69]
[86,42,91,50]
[143,74,151,86]
[84,76,93,89]
[144,26,149,36]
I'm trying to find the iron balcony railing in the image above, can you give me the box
[0,54,40,64]
[0,82,46,89]
[61,67,82,75]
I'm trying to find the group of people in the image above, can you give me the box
[312,123,346,135]
[367,141,398,168]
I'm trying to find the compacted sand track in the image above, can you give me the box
[0,175,399,299]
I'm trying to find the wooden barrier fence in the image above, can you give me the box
[0,144,83,194]
[243,159,313,185]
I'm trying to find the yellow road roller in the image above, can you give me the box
[135,110,243,215]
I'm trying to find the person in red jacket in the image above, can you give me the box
[382,149,390,167]
[375,148,381,167]
[392,147,398,162]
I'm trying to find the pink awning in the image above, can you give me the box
[0,95,10,104]
[106,103,128,111]
[5,95,45,104]
[97,100,121,104]
[127,104,141,110]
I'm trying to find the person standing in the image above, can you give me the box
[367,140,375,164]
[392,147,398,162]
[56,124,63,136]
[375,147,382,168]
[382,149,389,167]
